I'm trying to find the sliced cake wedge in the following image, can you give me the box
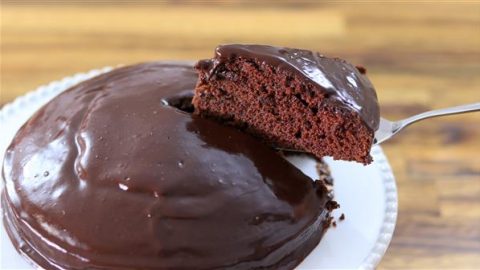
[193,44,380,164]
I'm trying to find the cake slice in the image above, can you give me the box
[193,44,380,164]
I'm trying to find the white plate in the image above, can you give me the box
[0,67,397,270]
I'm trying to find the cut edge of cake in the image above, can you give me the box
[193,44,380,164]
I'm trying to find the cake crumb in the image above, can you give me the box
[339,213,345,221]
[326,200,340,211]
[332,221,337,227]
[356,65,367,74]
[323,216,334,229]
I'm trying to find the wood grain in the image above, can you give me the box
[1,2,480,269]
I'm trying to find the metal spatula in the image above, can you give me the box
[374,102,480,144]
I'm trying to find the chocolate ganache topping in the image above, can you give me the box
[2,62,333,269]
[207,44,380,131]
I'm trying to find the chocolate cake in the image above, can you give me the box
[193,44,380,164]
[2,62,336,269]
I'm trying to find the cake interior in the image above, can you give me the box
[194,57,374,164]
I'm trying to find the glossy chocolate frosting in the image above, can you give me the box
[2,62,332,269]
[205,44,380,131]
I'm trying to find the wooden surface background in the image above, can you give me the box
[1,2,480,269]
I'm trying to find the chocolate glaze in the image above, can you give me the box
[201,44,380,131]
[2,62,333,269]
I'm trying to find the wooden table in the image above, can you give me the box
[2,2,480,269]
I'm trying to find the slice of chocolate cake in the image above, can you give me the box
[193,44,380,164]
